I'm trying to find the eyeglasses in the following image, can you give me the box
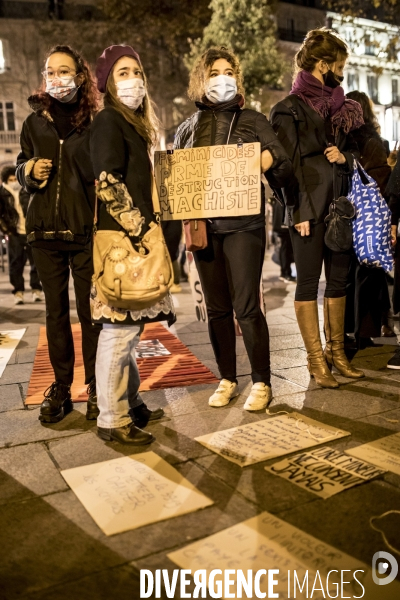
[42,68,77,79]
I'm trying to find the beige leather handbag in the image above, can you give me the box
[92,174,173,310]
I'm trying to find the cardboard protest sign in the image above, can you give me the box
[61,452,213,535]
[346,432,400,476]
[194,413,350,467]
[187,252,207,323]
[154,143,261,220]
[168,511,399,600]
[135,339,170,358]
[0,329,26,378]
[266,445,386,499]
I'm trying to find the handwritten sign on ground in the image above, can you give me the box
[195,413,350,467]
[168,511,398,600]
[346,432,400,476]
[0,329,26,378]
[135,339,170,358]
[61,452,213,536]
[154,143,261,220]
[266,445,386,499]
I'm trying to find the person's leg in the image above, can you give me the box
[31,246,74,384]
[194,234,237,383]
[69,243,101,385]
[26,240,42,292]
[8,234,26,294]
[279,233,292,277]
[95,324,154,445]
[290,222,338,388]
[323,247,364,378]
[223,228,270,385]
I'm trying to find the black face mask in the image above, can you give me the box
[323,69,344,88]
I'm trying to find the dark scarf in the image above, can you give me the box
[196,93,245,112]
[291,70,364,134]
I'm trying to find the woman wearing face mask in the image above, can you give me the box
[16,45,101,423]
[270,28,365,388]
[90,45,174,445]
[174,47,292,410]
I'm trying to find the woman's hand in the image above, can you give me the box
[261,149,273,172]
[295,221,310,236]
[324,146,346,165]
[32,159,52,181]
[391,225,397,247]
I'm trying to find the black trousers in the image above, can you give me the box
[278,232,294,277]
[32,243,101,385]
[290,221,352,301]
[8,234,41,294]
[194,227,270,385]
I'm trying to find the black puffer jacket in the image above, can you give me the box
[174,99,292,233]
[0,186,29,235]
[16,106,95,245]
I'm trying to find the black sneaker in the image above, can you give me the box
[39,382,72,423]
[279,275,297,283]
[97,422,154,445]
[131,403,164,428]
[387,347,400,369]
[86,378,99,420]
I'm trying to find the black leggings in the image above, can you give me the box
[290,221,352,302]
[194,227,270,385]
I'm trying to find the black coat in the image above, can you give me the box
[351,123,391,196]
[174,101,293,233]
[270,95,359,225]
[90,107,155,234]
[16,110,95,244]
[0,186,29,235]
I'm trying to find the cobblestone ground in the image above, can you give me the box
[0,250,399,599]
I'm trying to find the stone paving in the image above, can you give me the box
[0,252,400,599]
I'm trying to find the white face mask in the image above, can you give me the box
[46,76,78,102]
[205,74,237,104]
[9,181,21,192]
[116,78,146,110]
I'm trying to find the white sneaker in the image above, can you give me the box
[13,291,24,305]
[209,379,239,407]
[243,382,272,411]
[32,289,43,302]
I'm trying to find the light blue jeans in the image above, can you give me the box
[95,323,144,428]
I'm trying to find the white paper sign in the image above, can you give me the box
[61,452,213,535]
[154,143,261,220]
[0,329,26,378]
[135,339,170,358]
[187,253,207,323]
[195,413,350,467]
[266,446,386,499]
[346,432,400,476]
[168,511,399,600]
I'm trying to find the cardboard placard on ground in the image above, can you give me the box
[0,329,26,378]
[346,432,400,475]
[168,512,400,600]
[61,452,213,536]
[195,413,350,467]
[265,445,386,499]
[154,143,261,220]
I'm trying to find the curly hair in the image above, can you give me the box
[1,165,16,183]
[188,47,244,102]
[29,45,98,131]
[295,28,349,74]
[104,60,159,150]
[346,90,379,131]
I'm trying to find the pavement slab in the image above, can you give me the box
[0,383,24,412]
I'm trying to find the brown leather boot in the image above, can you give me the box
[323,296,365,379]
[294,300,339,389]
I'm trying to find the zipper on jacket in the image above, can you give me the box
[210,112,217,145]
[55,139,63,234]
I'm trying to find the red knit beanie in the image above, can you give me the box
[96,45,141,93]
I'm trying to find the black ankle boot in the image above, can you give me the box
[86,378,99,421]
[39,382,72,423]
[131,403,164,428]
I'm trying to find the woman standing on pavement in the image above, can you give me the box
[270,28,365,389]
[16,45,101,423]
[90,45,174,445]
[174,47,292,410]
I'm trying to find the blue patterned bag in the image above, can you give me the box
[349,161,394,273]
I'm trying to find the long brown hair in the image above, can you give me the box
[104,61,159,149]
[188,47,244,102]
[295,28,349,74]
[29,45,98,131]
[346,91,379,131]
